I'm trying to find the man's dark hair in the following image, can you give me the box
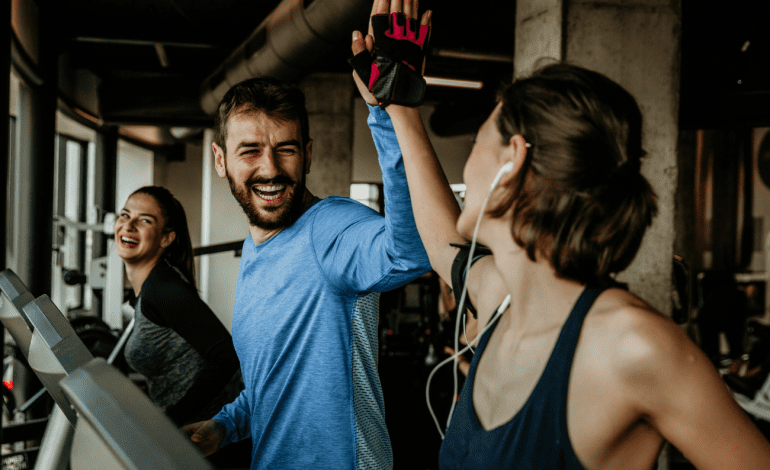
[214,77,310,153]
[490,63,658,287]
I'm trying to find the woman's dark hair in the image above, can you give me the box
[130,186,196,287]
[214,76,310,153]
[490,63,658,286]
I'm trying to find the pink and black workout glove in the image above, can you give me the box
[349,12,430,108]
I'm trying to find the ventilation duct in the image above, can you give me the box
[200,0,370,115]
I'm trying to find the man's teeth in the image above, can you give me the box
[253,184,286,200]
[254,184,285,192]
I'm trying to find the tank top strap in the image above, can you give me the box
[545,287,604,388]
[555,287,604,358]
[539,286,603,395]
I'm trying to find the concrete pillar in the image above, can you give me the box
[298,73,355,199]
[515,1,681,468]
[8,0,59,298]
[515,0,681,316]
[514,0,564,75]
[13,79,56,297]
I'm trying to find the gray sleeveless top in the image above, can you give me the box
[123,259,239,422]
[124,294,205,409]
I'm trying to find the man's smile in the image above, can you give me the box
[252,184,288,203]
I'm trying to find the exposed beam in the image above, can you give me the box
[74,37,216,49]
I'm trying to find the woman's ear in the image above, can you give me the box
[161,231,176,249]
[497,134,529,187]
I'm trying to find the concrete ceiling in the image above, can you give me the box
[37,0,770,130]
[50,0,515,128]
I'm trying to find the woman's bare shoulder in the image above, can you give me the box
[585,288,709,397]
[582,290,770,468]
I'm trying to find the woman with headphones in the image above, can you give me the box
[352,0,770,467]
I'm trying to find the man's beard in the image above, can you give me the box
[226,168,307,231]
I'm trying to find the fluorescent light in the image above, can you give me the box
[424,76,484,90]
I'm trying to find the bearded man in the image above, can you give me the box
[182,76,430,470]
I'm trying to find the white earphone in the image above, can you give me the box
[425,159,517,439]
[490,161,515,192]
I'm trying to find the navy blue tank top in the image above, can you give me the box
[438,288,604,469]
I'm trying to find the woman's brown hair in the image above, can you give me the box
[490,63,658,286]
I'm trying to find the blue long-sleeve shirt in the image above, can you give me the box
[212,105,430,470]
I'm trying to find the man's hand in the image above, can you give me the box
[182,420,225,456]
[350,0,432,107]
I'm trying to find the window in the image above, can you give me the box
[350,183,382,214]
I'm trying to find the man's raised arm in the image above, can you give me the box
[350,0,465,284]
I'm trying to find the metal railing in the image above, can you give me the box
[193,240,244,257]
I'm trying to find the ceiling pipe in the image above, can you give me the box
[199,0,371,115]
[73,37,217,49]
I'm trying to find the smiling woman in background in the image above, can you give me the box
[115,185,240,427]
